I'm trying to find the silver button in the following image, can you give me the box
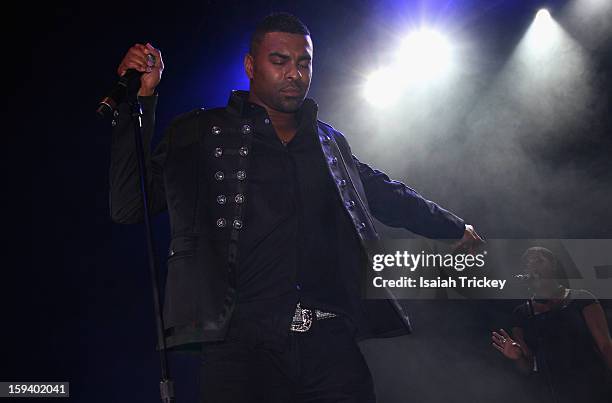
[345,200,356,209]
[216,218,227,228]
[337,179,347,187]
[321,135,331,144]
[168,249,175,257]
[264,118,270,124]
[232,219,243,230]
[111,119,117,127]
[212,126,222,135]
[329,157,338,165]
[357,222,366,231]
[241,124,252,135]
[214,171,225,181]
[113,110,119,117]
[239,146,249,157]
[236,170,246,181]
[216,194,227,205]
[214,147,223,157]
[234,194,245,204]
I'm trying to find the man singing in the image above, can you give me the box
[109,12,483,403]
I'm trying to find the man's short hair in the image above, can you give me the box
[249,12,310,55]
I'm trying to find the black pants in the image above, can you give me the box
[199,315,377,403]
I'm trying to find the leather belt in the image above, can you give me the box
[290,302,338,332]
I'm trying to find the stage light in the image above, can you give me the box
[535,9,551,22]
[530,8,557,50]
[397,29,453,80]
[492,1,589,133]
[362,28,454,106]
[363,68,402,107]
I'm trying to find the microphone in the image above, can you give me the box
[96,54,156,119]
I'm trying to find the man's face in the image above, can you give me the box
[245,31,313,113]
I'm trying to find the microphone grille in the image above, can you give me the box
[146,54,156,65]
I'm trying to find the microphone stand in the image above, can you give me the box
[527,297,558,403]
[127,94,175,403]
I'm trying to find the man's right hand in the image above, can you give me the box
[117,43,164,96]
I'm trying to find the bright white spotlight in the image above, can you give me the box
[535,8,551,22]
[530,8,557,50]
[397,29,453,81]
[363,68,402,107]
[362,27,454,106]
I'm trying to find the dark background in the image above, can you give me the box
[11,0,612,402]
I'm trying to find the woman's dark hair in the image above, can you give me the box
[521,246,569,287]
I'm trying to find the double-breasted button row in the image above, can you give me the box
[216,218,243,229]
[213,146,249,158]
[216,194,245,205]
[214,171,247,181]
[212,125,253,136]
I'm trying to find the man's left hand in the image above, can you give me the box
[451,224,485,254]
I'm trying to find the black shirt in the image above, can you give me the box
[512,289,611,403]
[226,94,363,351]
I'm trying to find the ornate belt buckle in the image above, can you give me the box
[290,302,313,332]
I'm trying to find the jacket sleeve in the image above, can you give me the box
[352,154,466,239]
[109,95,169,224]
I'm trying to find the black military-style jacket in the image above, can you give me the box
[109,90,466,353]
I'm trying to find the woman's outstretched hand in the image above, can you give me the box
[492,329,523,360]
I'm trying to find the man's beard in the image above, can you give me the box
[275,95,305,112]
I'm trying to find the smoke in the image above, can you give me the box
[323,3,612,238]
[564,0,612,51]
[309,4,612,403]
[457,16,611,237]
